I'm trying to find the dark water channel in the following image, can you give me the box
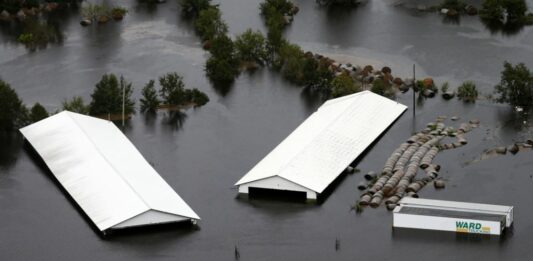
[1,0,532,260]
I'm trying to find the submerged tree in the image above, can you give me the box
[179,0,212,17]
[205,35,240,83]
[159,72,186,106]
[0,79,29,131]
[29,103,49,122]
[457,81,479,102]
[62,96,90,114]
[194,6,228,41]
[140,80,161,113]
[331,74,361,98]
[89,74,135,116]
[235,29,268,65]
[495,61,533,110]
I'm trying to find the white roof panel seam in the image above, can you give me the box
[67,114,152,217]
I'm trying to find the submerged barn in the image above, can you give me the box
[235,91,407,200]
[20,111,200,234]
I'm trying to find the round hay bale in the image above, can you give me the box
[434,180,445,189]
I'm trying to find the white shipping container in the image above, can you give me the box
[393,198,513,236]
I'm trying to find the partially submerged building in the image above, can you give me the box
[20,111,200,234]
[235,91,407,200]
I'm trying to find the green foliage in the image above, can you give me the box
[17,19,63,51]
[29,103,48,123]
[111,7,128,17]
[302,56,334,91]
[457,81,478,102]
[371,78,394,97]
[153,73,209,108]
[205,35,240,83]
[179,0,212,17]
[0,79,29,131]
[331,74,361,98]
[260,0,295,31]
[89,74,135,116]
[159,72,186,106]
[494,61,533,109]
[81,3,111,20]
[62,96,90,114]
[194,7,228,41]
[504,0,527,22]
[480,0,529,23]
[265,26,284,61]
[140,80,160,113]
[184,88,210,107]
[235,29,268,65]
[17,33,34,44]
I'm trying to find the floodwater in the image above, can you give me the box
[1,0,533,260]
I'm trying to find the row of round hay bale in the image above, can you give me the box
[420,146,439,169]
[382,169,405,195]
[370,191,384,207]
[393,142,421,172]
[406,180,426,193]
[407,133,426,144]
[382,143,410,174]
[368,173,391,194]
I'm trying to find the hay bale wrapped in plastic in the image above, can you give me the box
[382,143,410,174]
[359,194,372,205]
[394,143,421,172]
[420,146,439,169]
[370,191,384,208]
[382,169,405,195]
[459,123,472,133]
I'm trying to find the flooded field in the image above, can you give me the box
[1,0,532,260]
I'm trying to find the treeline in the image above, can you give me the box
[260,0,393,98]
[0,72,209,131]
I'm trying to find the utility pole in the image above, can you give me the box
[412,64,416,117]
[122,85,125,127]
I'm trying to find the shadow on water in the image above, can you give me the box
[442,14,460,25]
[480,18,525,36]
[162,110,188,130]
[210,80,234,97]
[301,86,326,112]
[0,132,23,170]
[392,227,513,245]
[134,0,160,15]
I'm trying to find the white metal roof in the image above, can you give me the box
[235,91,407,193]
[20,111,200,231]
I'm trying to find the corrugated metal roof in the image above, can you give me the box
[20,111,200,231]
[235,91,407,193]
